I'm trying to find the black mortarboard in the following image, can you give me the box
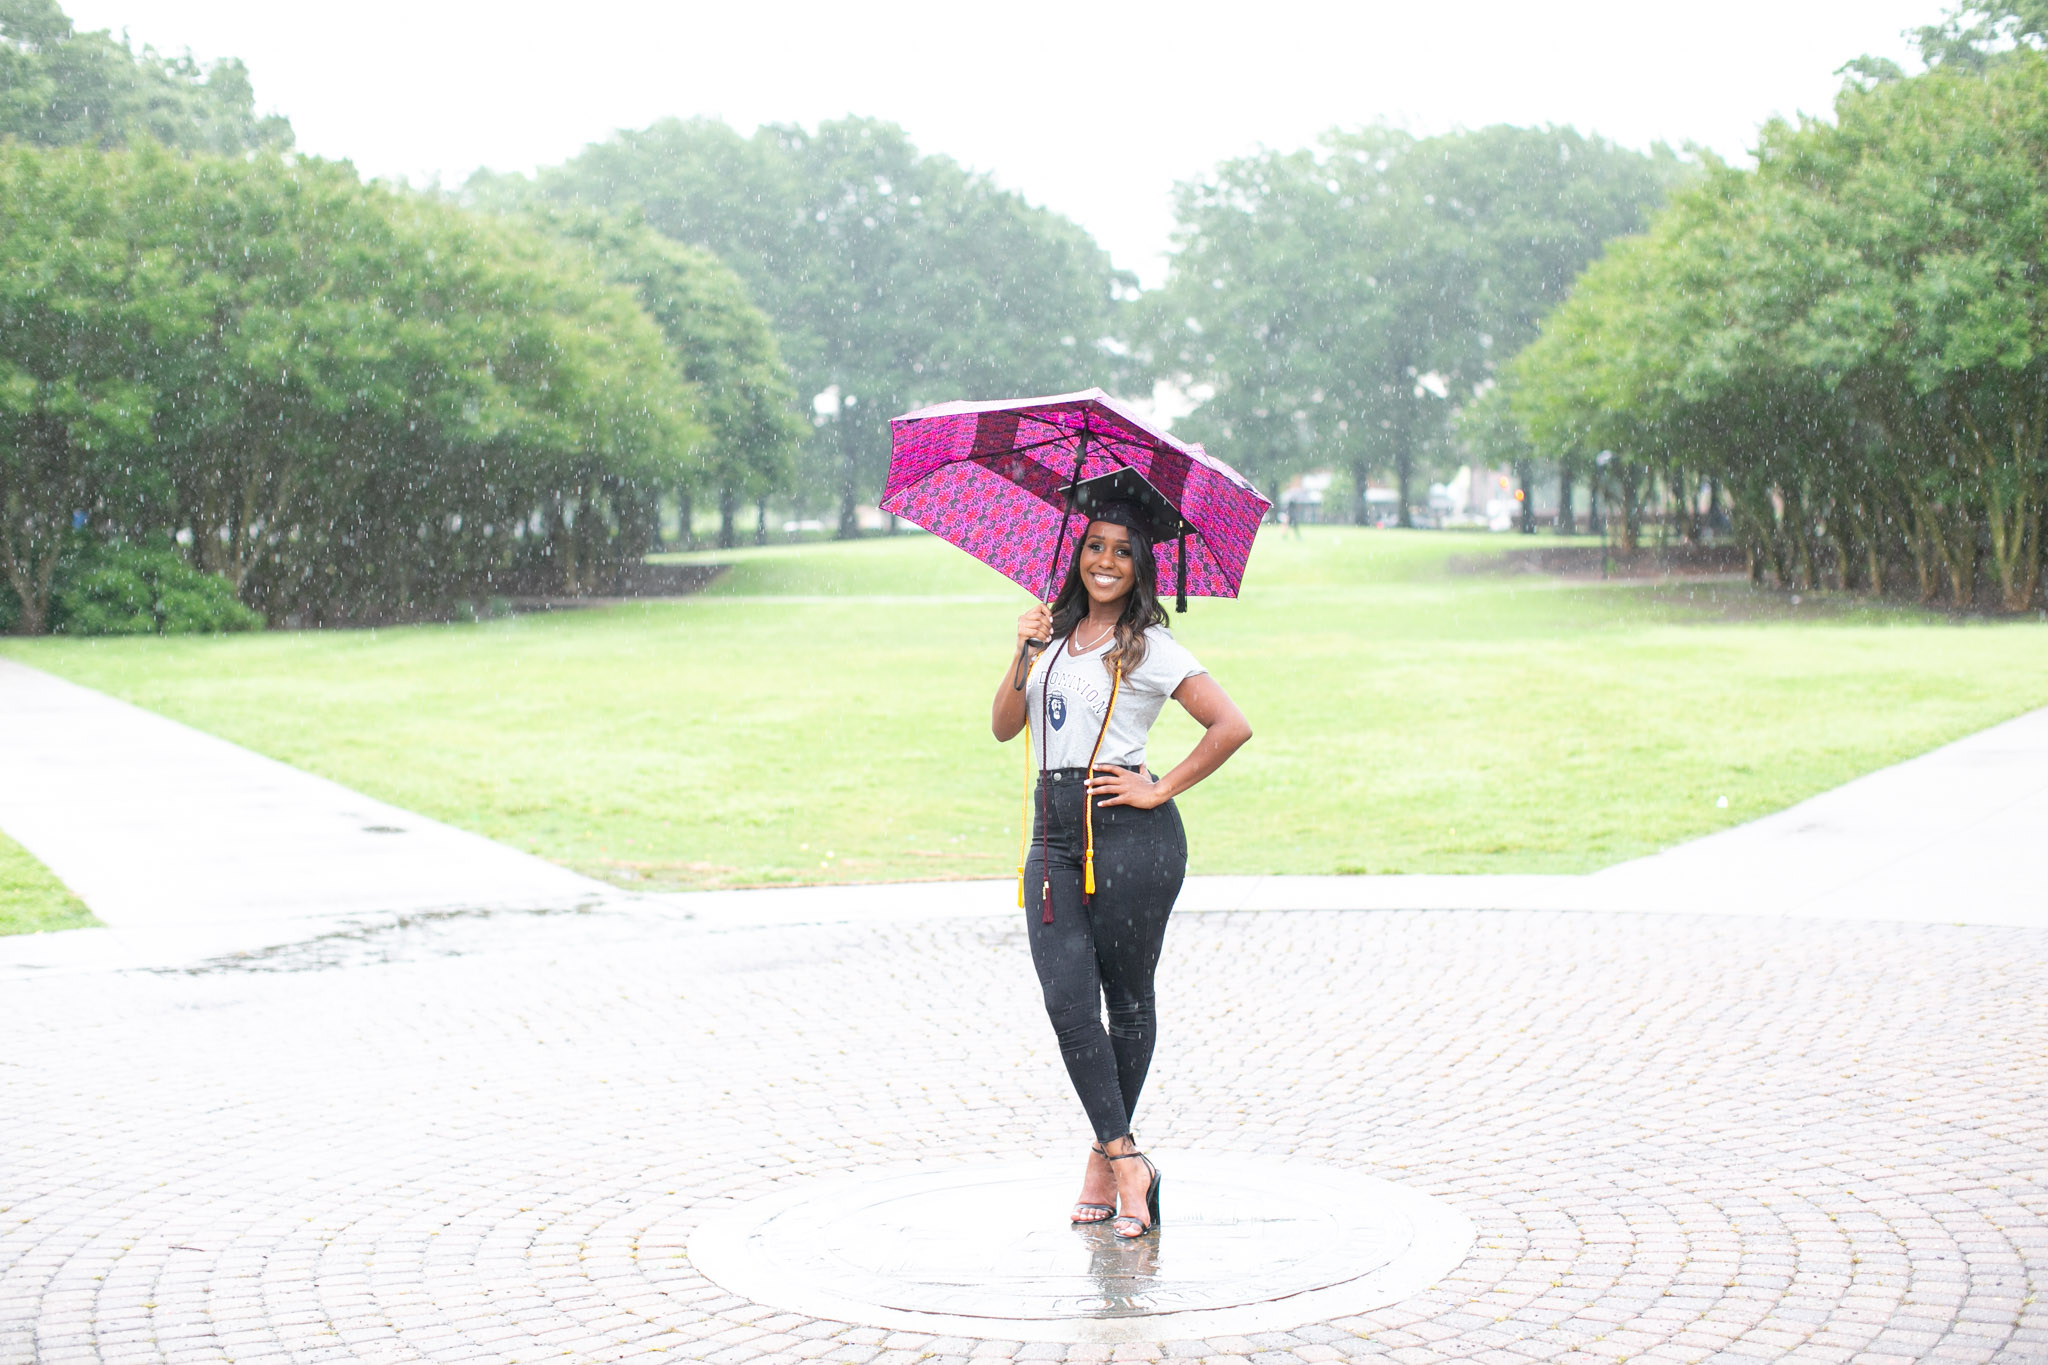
[1066,467,1195,612]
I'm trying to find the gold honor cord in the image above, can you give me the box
[1017,713,1034,909]
[1015,652,1126,909]
[1082,662,1124,897]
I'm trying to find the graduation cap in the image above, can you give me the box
[1065,466,1196,613]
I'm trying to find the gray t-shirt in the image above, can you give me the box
[1023,625,1206,771]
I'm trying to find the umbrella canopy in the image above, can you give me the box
[881,388,1270,605]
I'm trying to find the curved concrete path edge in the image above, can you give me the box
[3,657,2045,975]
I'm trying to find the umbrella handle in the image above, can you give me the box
[1011,637,1047,691]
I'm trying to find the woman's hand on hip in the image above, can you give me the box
[1087,765,1166,809]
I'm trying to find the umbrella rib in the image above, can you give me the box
[1008,410,1152,457]
[980,431,1147,467]
[992,431,1082,460]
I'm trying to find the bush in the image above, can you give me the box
[28,538,264,636]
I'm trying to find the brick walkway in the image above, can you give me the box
[4,901,2044,1365]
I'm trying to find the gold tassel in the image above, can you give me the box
[1081,662,1124,903]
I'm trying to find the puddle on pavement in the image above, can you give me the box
[687,1152,1474,1340]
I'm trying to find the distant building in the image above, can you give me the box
[1279,471,1334,524]
[1433,465,1556,531]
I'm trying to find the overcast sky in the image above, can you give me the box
[65,0,1934,286]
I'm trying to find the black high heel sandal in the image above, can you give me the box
[1071,1143,1116,1225]
[1106,1139,1162,1239]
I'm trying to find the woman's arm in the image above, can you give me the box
[1089,672,1251,808]
[991,603,1054,741]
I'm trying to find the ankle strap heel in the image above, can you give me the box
[1104,1136,1162,1239]
[1070,1142,1116,1225]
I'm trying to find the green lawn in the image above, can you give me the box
[4,528,2046,906]
[0,830,97,935]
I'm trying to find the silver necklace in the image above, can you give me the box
[1072,619,1115,653]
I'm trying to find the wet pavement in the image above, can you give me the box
[688,1153,1471,1341]
[0,659,616,960]
[4,899,2046,1364]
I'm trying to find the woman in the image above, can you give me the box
[990,502,1252,1240]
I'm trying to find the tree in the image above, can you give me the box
[1148,124,1682,523]
[467,191,806,549]
[1457,382,1540,532]
[0,142,710,632]
[499,116,1132,535]
[0,143,173,632]
[1908,0,2048,70]
[0,0,291,153]
[1508,43,2048,609]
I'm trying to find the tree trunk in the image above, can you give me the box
[1677,468,1702,545]
[1348,458,1371,524]
[1946,529,1977,606]
[836,410,860,540]
[0,538,59,636]
[718,487,737,550]
[1514,460,1535,534]
[1587,483,1604,536]
[1914,484,1980,607]
[1730,479,1775,586]
[578,487,605,593]
[1983,472,2043,611]
[545,493,575,594]
[676,487,695,550]
[1781,485,1817,591]
[1391,367,1417,528]
[755,499,769,546]
[1619,464,1641,553]
[1556,465,1575,535]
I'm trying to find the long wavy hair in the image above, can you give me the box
[1048,520,1169,670]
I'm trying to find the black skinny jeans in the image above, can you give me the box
[1023,767,1188,1144]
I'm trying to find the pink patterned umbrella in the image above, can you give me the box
[880,388,1270,610]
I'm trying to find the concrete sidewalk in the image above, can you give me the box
[1585,702,2048,925]
[0,658,619,968]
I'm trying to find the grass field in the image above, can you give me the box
[0,830,96,935]
[4,528,2047,910]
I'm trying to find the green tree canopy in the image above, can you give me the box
[472,194,807,547]
[1510,43,2048,608]
[0,0,291,153]
[1155,126,1679,523]
[489,116,1132,534]
[0,143,706,632]
[1146,124,1683,523]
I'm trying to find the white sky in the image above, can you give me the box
[66,0,1932,287]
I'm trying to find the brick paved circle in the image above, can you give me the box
[3,905,2046,1365]
[685,1152,1474,1340]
